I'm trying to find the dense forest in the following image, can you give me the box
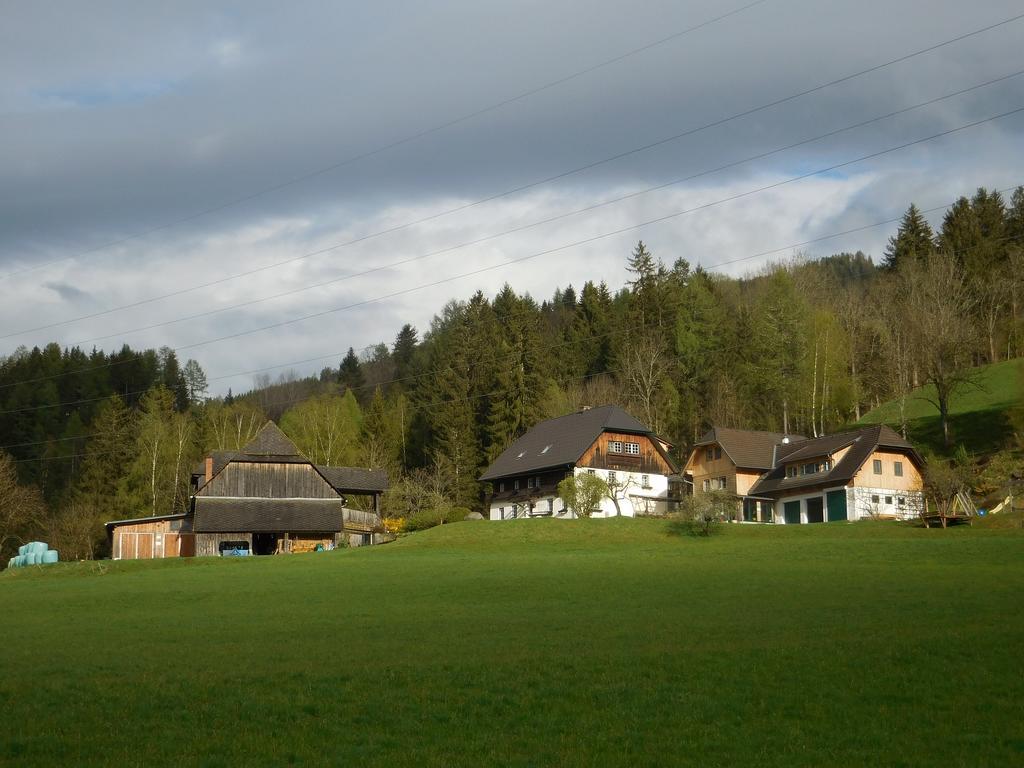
[2,185,1023,562]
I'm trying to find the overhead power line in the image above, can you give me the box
[1,105,1021,394]
[52,68,1024,348]
[8,11,1022,340]
[0,0,772,280]
[2,177,1022,418]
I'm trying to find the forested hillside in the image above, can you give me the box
[2,185,1023,562]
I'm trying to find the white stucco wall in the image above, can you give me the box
[771,485,924,523]
[488,468,671,520]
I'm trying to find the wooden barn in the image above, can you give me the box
[106,422,387,559]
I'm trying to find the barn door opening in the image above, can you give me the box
[252,532,278,556]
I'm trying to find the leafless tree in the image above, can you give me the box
[620,333,671,435]
[0,452,47,562]
[900,253,980,447]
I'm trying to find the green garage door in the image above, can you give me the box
[826,490,847,522]
[783,500,801,525]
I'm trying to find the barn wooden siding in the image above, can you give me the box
[579,432,674,475]
[196,462,339,500]
[111,519,195,560]
[195,532,254,557]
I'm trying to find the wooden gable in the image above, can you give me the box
[197,460,340,499]
[578,431,674,475]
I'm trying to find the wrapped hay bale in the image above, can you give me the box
[42,550,59,564]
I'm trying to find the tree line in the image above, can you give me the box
[1,185,1022,562]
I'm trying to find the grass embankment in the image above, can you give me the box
[2,520,1023,767]
[858,357,1024,455]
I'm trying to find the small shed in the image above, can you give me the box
[106,513,195,560]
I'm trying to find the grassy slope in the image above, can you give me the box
[857,357,1023,455]
[2,520,1023,767]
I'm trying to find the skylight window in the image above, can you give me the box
[516,451,526,459]
[541,445,551,454]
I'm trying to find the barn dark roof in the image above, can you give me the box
[695,426,806,470]
[479,405,666,481]
[190,422,387,495]
[242,422,301,456]
[317,466,388,493]
[749,425,921,496]
[193,497,346,533]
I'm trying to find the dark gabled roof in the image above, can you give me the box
[479,405,666,481]
[695,426,806,470]
[104,512,190,531]
[749,424,921,496]
[317,466,388,493]
[242,421,301,456]
[193,497,346,533]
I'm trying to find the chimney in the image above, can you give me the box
[205,456,213,484]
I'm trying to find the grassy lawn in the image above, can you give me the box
[2,519,1023,767]
[857,357,1024,455]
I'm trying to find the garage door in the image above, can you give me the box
[806,497,824,524]
[783,500,801,524]
[826,491,847,522]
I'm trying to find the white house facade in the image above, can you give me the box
[480,406,679,521]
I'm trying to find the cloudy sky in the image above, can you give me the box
[2,0,1022,395]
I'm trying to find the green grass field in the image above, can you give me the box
[2,520,1023,767]
[858,357,1024,455]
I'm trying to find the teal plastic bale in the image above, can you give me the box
[30,541,48,555]
[18,544,28,556]
[42,550,59,564]
[14,554,26,567]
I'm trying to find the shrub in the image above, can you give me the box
[557,474,608,518]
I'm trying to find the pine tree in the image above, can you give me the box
[338,347,365,393]
[882,204,933,270]
[392,324,418,380]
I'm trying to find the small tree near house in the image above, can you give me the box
[557,473,608,519]
[674,489,735,536]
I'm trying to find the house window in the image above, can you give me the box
[608,471,617,484]
[512,504,520,518]
[897,497,906,506]
[871,494,880,504]
[498,506,505,518]
[716,477,727,490]
[514,479,520,490]
[547,498,554,512]
[641,474,651,489]
[536,476,542,488]
[527,477,534,489]
[498,482,505,492]
[706,447,714,462]
[610,440,624,453]
[801,463,816,475]
[702,479,710,492]
[587,469,596,476]
[885,496,893,505]
[820,460,832,472]
[625,442,640,455]
[873,459,882,474]
[786,466,797,478]
[894,461,903,477]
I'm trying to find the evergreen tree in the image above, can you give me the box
[882,204,933,270]
[338,347,365,393]
[182,359,208,406]
[392,324,418,380]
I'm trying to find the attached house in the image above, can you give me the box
[106,422,387,559]
[685,424,925,524]
[684,426,803,523]
[479,405,679,520]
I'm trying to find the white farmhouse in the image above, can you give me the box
[479,405,679,520]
